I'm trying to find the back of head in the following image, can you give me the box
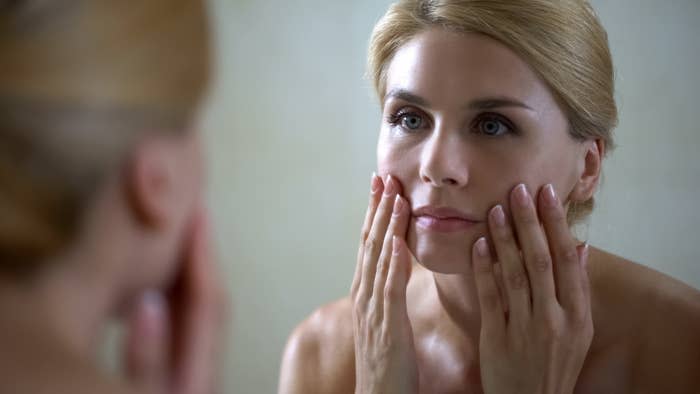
[0,0,210,274]
[368,0,618,224]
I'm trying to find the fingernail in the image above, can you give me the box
[490,205,506,227]
[514,184,530,207]
[543,184,558,207]
[393,194,404,215]
[370,172,381,194]
[476,237,489,257]
[392,235,401,255]
[141,290,166,320]
[384,175,397,196]
[581,242,590,268]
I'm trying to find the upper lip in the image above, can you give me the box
[412,206,480,222]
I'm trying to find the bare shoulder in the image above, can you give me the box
[278,297,355,394]
[591,247,700,329]
[589,247,700,392]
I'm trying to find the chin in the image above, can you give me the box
[406,222,485,274]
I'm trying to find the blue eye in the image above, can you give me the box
[387,110,427,132]
[401,113,424,130]
[475,114,514,136]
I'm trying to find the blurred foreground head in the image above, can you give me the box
[0,0,211,277]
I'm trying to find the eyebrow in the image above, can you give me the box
[384,88,535,112]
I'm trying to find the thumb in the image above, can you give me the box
[125,291,170,393]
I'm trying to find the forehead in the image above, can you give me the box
[385,29,558,112]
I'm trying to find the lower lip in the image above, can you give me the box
[415,216,478,233]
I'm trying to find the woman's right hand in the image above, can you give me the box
[350,174,419,394]
[124,208,228,394]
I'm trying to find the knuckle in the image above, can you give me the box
[379,329,392,348]
[367,307,380,324]
[383,282,400,301]
[558,247,579,265]
[350,284,358,300]
[375,258,385,276]
[360,230,370,245]
[531,254,551,273]
[352,302,364,319]
[353,293,368,311]
[569,307,590,329]
[507,271,528,290]
[364,235,382,255]
[541,315,563,339]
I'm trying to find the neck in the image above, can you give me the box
[431,270,483,341]
[0,178,158,369]
[0,252,125,360]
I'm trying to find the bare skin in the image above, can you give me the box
[279,29,700,394]
[0,134,227,394]
[280,245,700,393]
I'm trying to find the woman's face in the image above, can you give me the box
[377,29,589,274]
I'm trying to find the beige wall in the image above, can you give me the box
[201,0,700,392]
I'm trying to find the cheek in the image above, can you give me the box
[376,131,416,185]
[517,144,581,201]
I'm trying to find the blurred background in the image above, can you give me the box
[200,0,700,392]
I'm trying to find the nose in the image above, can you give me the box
[419,131,468,188]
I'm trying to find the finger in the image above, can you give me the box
[125,291,169,392]
[383,236,412,326]
[351,173,383,298]
[578,243,591,310]
[472,237,505,331]
[492,262,509,315]
[372,194,410,314]
[488,200,531,323]
[169,209,226,394]
[538,184,585,313]
[509,184,557,315]
[357,175,401,308]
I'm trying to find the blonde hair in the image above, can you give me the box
[368,0,618,224]
[0,0,210,273]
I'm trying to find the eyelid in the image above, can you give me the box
[472,112,517,135]
[387,106,432,130]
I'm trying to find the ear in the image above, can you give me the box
[124,138,180,229]
[570,139,605,203]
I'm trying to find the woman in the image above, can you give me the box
[279,1,700,393]
[0,1,225,393]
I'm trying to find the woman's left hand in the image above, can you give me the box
[472,184,593,394]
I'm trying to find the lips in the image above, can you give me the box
[412,206,481,233]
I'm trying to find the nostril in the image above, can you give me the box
[443,178,458,186]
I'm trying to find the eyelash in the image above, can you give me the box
[386,109,518,137]
[472,113,518,137]
[386,109,429,131]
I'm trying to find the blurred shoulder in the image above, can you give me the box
[278,297,355,394]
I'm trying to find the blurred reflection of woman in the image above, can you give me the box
[0,1,226,393]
